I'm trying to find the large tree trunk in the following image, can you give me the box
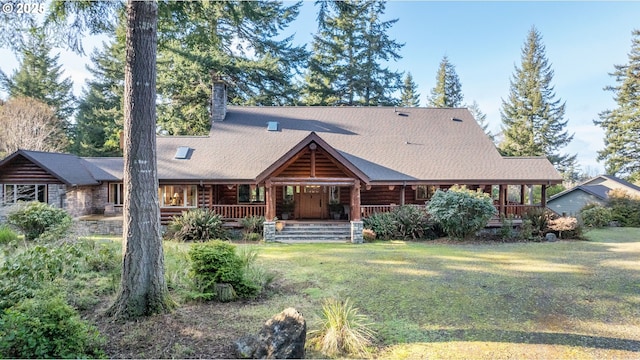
[106,0,174,319]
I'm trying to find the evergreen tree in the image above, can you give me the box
[73,24,125,157]
[427,55,463,107]
[303,0,403,106]
[594,29,640,181]
[155,1,307,135]
[499,26,576,173]
[0,27,75,122]
[467,100,494,142]
[400,72,420,107]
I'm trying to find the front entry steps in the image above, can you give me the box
[274,221,351,243]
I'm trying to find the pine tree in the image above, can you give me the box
[400,72,420,107]
[155,1,307,135]
[427,55,463,108]
[0,27,75,122]
[73,24,125,157]
[499,26,576,173]
[594,29,640,181]
[303,0,403,106]
[467,100,494,142]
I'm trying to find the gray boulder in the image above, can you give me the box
[233,307,306,359]
[545,233,557,242]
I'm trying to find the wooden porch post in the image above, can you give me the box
[400,185,405,206]
[520,185,526,205]
[541,185,547,207]
[498,184,506,216]
[351,181,361,221]
[265,181,276,221]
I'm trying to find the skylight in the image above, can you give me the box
[175,146,190,159]
[267,121,280,131]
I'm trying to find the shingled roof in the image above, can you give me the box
[155,106,562,184]
[0,150,100,186]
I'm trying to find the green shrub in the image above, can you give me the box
[240,216,265,234]
[363,211,396,240]
[7,202,72,241]
[522,207,550,238]
[426,186,496,240]
[308,298,375,358]
[0,224,19,244]
[499,216,516,240]
[363,205,434,240]
[0,243,84,310]
[188,240,260,301]
[608,189,640,227]
[166,208,227,242]
[0,296,105,359]
[580,206,613,228]
[243,232,262,242]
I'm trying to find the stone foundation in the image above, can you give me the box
[263,221,276,242]
[350,220,363,243]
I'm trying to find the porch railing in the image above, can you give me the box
[361,203,544,220]
[500,204,542,219]
[210,204,266,219]
[361,204,427,218]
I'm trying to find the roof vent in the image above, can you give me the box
[175,146,191,159]
[452,117,463,122]
[397,112,409,117]
[267,121,280,131]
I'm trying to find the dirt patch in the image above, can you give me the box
[90,300,259,359]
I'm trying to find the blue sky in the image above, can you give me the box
[1,1,639,174]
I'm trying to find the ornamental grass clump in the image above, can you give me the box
[426,185,496,240]
[166,208,227,242]
[308,298,375,358]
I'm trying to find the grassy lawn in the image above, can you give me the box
[12,228,638,358]
[242,228,640,359]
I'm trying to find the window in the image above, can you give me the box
[109,183,124,206]
[2,184,46,204]
[238,185,265,203]
[283,185,298,201]
[329,186,340,202]
[158,185,197,207]
[416,185,436,200]
[304,185,321,194]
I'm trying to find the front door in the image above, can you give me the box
[299,186,325,219]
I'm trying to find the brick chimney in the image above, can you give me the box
[211,72,227,122]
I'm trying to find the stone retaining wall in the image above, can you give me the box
[75,216,123,236]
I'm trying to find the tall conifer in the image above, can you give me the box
[427,55,463,108]
[0,27,75,122]
[73,24,125,156]
[400,72,420,107]
[594,29,640,181]
[499,26,576,173]
[303,0,403,106]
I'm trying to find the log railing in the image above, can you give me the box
[361,204,427,218]
[210,204,266,219]
[361,204,543,220]
[500,204,542,219]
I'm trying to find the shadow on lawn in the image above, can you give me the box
[417,328,640,352]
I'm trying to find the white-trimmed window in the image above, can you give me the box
[238,185,265,203]
[109,183,124,206]
[283,185,299,201]
[329,186,340,202]
[159,185,197,207]
[416,185,436,201]
[2,184,46,204]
